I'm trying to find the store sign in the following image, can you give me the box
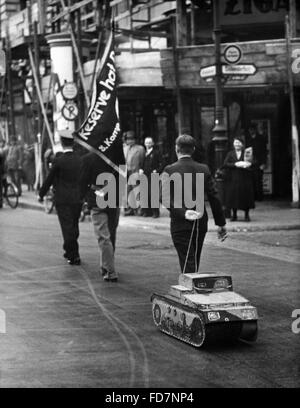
[220,0,289,25]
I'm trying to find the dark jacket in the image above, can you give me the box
[162,157,225,232]
[79,152,125,211]
[39,151,81,205]
[223,150,255,210]
[143,148,163,175]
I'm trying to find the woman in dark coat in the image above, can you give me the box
[223,137,255,222]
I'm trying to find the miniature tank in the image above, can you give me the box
[151,274,258,347]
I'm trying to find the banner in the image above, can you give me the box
[75,32,125,175]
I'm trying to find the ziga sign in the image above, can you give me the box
[220,0,289,25]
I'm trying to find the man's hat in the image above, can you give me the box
[59,129,74,139]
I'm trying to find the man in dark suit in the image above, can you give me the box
[39,130,82,265]
[79,143,125,282]
[140,137,164,218]
[161,134,227,274]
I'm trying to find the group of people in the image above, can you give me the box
[1,124,267,279]
[0,137,35,208]
[222,124,268,222]
[123,131,164,218]
[38,130,228,280]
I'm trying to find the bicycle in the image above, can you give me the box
[2,178,19,209]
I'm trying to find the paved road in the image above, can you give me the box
[0,208,299,388]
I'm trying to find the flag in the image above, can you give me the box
[75,31,125,174]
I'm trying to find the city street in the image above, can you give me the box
[0,207,299,388]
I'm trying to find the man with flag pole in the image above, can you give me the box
[77,29,125,282]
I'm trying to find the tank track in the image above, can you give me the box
[152,294,258,347]
[152,294,207,347]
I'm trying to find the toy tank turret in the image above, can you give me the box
[151,274,258,348]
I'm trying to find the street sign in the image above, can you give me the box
[62,82,78,100]
[200,64,257,80]
[0,49,6,76]
[200,65,216,79]
[224,45,242,65]
[222,64,257,75]
[62,101,79,121]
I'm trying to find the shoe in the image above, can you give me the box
[103,275,118,282]
[230,216,237,222]
[244,215,251,222]
[68,257,81,265]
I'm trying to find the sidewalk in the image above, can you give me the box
[17,189,300,232]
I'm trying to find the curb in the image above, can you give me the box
[18,201,300,233]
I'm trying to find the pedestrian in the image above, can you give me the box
[161,134,227,274]
[140,137,163,218]
[247,124,268,201]
[6,136,23,196]
[79,147,125,282]
[223,137,255,222]
[123,130,145,216]
[38,130,82,265]
[23,144,35,191]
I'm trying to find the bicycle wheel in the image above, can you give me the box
[44,193,55,214]
[5,183,19,209]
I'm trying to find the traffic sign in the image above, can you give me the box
[224,45,242,65]
[200,65,216,79]
[62,82,78,100]
[223,64,257,75]
[62,101,79,121]
[200,64,257,80]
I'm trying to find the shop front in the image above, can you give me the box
[160,39,300,198]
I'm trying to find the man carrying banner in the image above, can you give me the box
[39,130,82,265]
[76,31,125,282]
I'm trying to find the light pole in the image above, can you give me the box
[212,0,228,205]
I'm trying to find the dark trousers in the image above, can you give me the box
[141,176,160,217]
[56,203,81,260]
[171,223,207,274]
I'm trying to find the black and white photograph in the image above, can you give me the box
[0,0,299,392]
